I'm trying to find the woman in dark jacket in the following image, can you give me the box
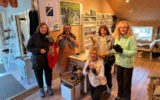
[27,23,53,98]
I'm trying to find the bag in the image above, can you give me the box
[47,42,58,69]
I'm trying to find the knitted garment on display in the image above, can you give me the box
[59,37,75,48]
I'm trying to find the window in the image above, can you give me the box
[132,26,153,41]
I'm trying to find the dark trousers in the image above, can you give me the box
[104,63,113,89]
[104,56,115,89]
[34,67,52,88]
[90,84,107,100]
[116,65,133,100]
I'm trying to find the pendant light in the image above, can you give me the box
[126,0,130,3]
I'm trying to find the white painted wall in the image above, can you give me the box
[0,0,32,64]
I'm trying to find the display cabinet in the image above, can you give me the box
[96,13,113,33]
[82,15,97,50]
[82,13,113,50]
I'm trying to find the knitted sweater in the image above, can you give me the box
[113,36,137,68]
[83,59,107,87]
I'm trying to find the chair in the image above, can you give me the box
[148,73,160,100]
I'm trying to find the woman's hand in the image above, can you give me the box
[58,35,63,41]
[70,37,75,42]
[69,37,79,48]
[89,63,94,69]
[99,53,107,58]
[40,49,46,54]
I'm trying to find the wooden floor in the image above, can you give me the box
[21,52,160,100]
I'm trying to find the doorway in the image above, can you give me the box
[15,12,30,56]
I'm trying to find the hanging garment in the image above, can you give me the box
[0,0,2,6]
[1,0,9,8]
[9,0,18,8]
[29,10,39,36]
[47,42,58,69]
[111,15,117,33]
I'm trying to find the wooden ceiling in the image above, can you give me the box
[107,0,160,22]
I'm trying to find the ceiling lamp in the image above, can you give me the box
[126,0,130,3]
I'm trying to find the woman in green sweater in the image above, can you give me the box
[113,21,137,100]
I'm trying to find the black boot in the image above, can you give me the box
[39,88,45,98]
[47,86,53,96]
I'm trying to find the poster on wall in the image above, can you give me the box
[60,1,81,25]
[38,0,61,31]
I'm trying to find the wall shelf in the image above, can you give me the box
[96,13,113,33]
[82,14,97,50]
[82,13,113,50]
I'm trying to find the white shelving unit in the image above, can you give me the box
[82,15,97,50]
[96,13,113,33]
[82,13,113,50]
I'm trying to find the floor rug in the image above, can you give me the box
[0,74,26,100]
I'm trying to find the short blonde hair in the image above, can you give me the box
[89,46,99,58]
[113,20,133,40]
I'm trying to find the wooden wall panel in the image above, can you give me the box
[50,0,114,52]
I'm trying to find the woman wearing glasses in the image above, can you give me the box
[113,21,137,100]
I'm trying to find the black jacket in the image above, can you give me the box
[27,33,49,70]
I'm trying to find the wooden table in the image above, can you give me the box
[137,46,152,60]
[137,43,152,60]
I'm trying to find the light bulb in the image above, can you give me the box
[126,0,130,3]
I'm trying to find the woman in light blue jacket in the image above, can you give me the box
[113,21,137,100]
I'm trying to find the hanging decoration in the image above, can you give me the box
[1,0,9,8]
[9,0,18,8]
[0,0,18,8]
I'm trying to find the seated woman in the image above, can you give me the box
[83,46,110,100]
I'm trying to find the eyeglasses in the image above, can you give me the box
[89,53,97,55]
[64,28,71,29]
[120,27,128,29]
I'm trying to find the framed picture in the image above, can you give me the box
[60,1,82,25]
[38,0,61,31]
